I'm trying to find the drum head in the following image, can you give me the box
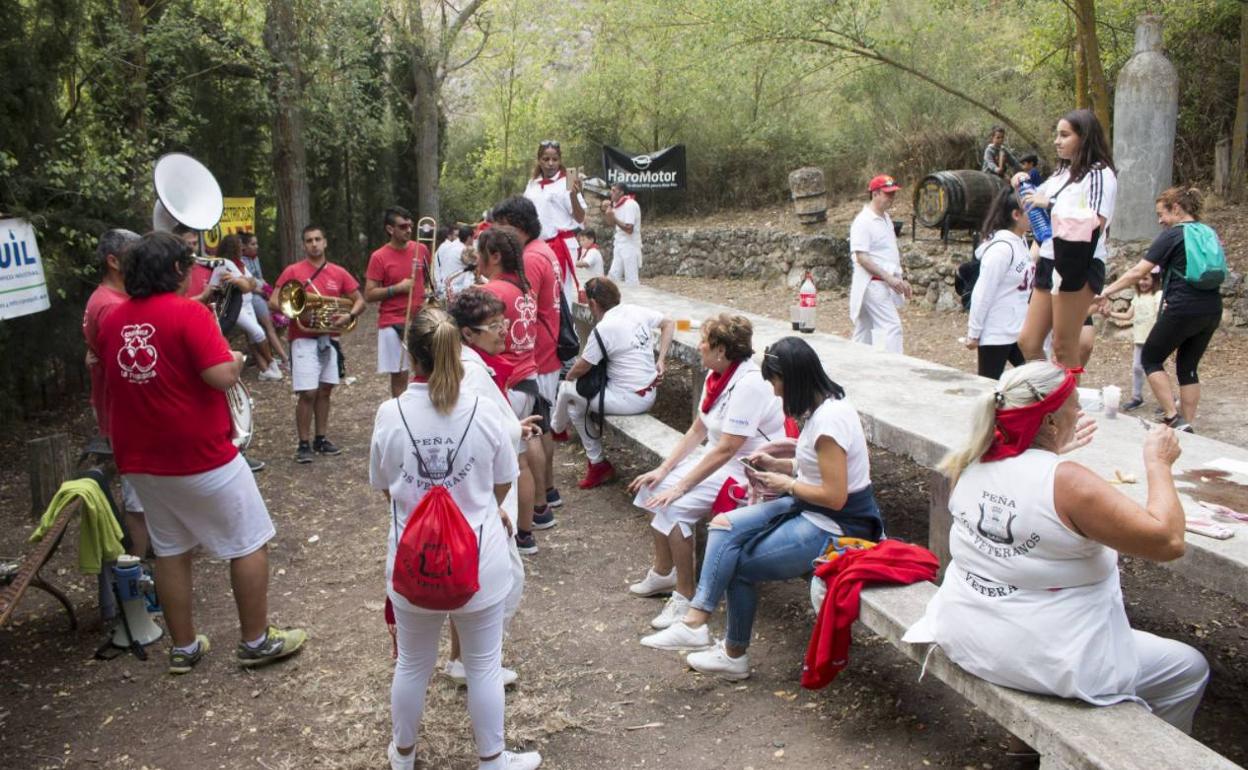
[217,286,243,334]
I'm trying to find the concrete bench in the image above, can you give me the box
[602,409,1241,770]
[571,278,1248,601]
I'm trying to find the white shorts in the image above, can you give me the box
[120,477,144,513]
[507,385,536,420]
[376,327,411,374]
[291,336,340,392]
[535,371,559,405]
[124,454,275,560]
[235,298,267,344]
[635,451,735,538]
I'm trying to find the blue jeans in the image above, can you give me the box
[690,497,832,649]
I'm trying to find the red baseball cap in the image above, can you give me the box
[868,174,901,193]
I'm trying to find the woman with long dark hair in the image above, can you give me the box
[523,140,585,303]
[1013,109,1117,368]
[904,362,1207,733]
[370,307,539,770]
[1097,187,1223,432]
[639,337,883,680]
[965,187,1033,379]
[215,233,279,379]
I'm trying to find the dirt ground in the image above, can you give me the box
[1,300,1246,768]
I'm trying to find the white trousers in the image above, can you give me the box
[852,280,903,353]
[1131,629,1209,734]
[608,247,640,286]
[391,598,507,755]
[551,380,654,462]
[234,296,267,344]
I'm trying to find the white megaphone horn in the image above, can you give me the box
[151,152,224,233]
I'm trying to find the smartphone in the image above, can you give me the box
[740,457,762,472]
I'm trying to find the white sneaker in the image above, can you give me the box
[649,592,690,629]
[258,363,283,381]
[640,621,712,651]
[687,641,751,681]
[480,750,542,770]
[388,741,416,770]
[444,659,518,687]
[629,568,677,597]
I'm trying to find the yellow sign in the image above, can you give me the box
[204,197,256,251]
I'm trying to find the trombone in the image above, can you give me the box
[404,216,439,347]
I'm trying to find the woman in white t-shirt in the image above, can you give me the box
[551,277,674,489]
[965,188,1033,380]
[640,337,883,680]
[1013,109,1117,368]
[627,314,786,631]
[369,307,540,770]
[903,362,1207,734]
[523,140,586,303]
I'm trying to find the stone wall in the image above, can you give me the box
[598,224,1248,329]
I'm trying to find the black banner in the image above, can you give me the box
[602,145,686,191]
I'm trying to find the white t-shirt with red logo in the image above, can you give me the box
[366,242,431,328]
[482,275,538,387]
[272,259,361,340]
[98,293,237,475]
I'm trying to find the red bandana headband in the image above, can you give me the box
[981,368,1082,463]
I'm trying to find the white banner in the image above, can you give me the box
[0,218,51,320]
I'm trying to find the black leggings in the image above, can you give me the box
[1141,312,1220,386]
[977,343,1025,380]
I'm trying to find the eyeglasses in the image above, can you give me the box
[539,140,561,150]
[471,318,509,334]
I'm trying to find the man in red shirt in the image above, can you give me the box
[364,206,431,398]
[270,225,365,464]
[83,228,149,558]
[492,196,564,531]
[100,232,306,674]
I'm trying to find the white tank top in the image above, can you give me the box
[904,449,1142,707]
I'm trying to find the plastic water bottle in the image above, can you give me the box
[798,272,817,333]
[1018,179,1052,245]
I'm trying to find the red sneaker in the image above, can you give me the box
[551,429,570,442]
[578,459,616,489]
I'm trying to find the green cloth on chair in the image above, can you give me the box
[29,478,124,575]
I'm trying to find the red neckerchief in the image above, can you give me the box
[586,242,600,253]
[981,368,1082,462]
[410,375,429,383]
[783,417,800,438]
[701,361,742,414]
[474,221,491,238]
[229,257,246,273]
[613,194,636,209]
[538,170,566,189]
[471,344,512,393]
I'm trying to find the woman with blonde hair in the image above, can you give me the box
[370,307,539,770]
[904,361,1208,733]
[627,313,785,630]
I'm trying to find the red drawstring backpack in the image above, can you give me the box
[391,398,483,611]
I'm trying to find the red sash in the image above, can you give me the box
[545,230,580,290]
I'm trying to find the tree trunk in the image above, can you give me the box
[1073,32,1088,110]
[1073,0,1112,132]
[1230,0,1248,201]
[264,0,310,265]
[120,0,149,221]
[411,57,441,221]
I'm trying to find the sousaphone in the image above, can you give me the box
[151,153,241,333]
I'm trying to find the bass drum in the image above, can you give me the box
[226,381,254,451]
[215,284,243,335]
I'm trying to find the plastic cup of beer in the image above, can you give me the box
[1102,385,1120,419]
[676,318,692,332]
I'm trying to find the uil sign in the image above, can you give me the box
[0,219,50,321]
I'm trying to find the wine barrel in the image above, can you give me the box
[913,170,1007,231]
[789,166,828,225]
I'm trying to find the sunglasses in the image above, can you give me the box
[539,140,561,150]
[391,222,413,231]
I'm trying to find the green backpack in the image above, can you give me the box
[1172,222,1227,291]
